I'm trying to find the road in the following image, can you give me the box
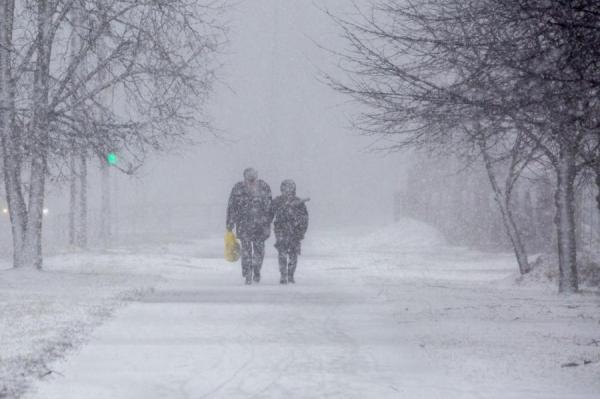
[25,228,600,398]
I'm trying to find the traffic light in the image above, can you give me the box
[107,152,118,165]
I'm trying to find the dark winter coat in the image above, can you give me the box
[271,195,309,253]
[226,180,272,241]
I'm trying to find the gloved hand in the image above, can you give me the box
[226,224,234,232]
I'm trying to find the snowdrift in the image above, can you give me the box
[516,251,600,289]
[305,218,445,256]
[355,218,446,252]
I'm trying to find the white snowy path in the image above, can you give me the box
[24,223,600,399]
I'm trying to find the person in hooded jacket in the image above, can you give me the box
[270,179,309,284]
[226,168,272,284]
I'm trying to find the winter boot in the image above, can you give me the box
[280,275,287,284]
[245,274,252,285]
[253,273,261,283]
[287,256,297,284]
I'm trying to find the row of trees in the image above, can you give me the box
[397,153,599,257]
[0,0,224,269]
[331,0,600,292]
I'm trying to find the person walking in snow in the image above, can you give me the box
[271,179,309,284]
[226,168,273,285]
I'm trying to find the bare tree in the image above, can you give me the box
[327,1,535,275]
[0,0,225,269]
[0,0,26,268]
[329,0,600,292]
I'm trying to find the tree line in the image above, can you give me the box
[330,0,600,293]
[0,0,225,269]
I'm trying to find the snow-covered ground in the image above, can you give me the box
[0,254,161,398]
[2,219,599,398]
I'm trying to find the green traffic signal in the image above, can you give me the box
[107,152,118,165]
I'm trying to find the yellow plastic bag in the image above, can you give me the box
[224,230,241,262]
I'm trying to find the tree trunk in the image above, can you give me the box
[67,7,88,249]
[22,158,46,269]
[96,36,111,248]
[0,0,29,268]
[574,187,585,248]
[481,147,531,275]
[554,147,579,293]
[68,153,88,248]
[3,137,27,267]
[68,152,77,246]
[535,175,555,252]
[22,0,51,269]
[100,161,112,247]
[76,154,87,248]
[595,162,600,215]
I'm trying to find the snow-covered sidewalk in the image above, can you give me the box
[4,220,600,398]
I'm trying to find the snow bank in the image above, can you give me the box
[514,252,600,290]
[355,218,446,252]
[579,252,600,288]
[0,238,235,398]
[0,257,159,399]
[305,218,445,256]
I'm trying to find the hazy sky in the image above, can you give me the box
[52,0,404,235]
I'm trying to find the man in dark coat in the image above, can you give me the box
[271,179,309,284]
[226,168,272,284]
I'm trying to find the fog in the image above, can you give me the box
[3,2,600,396]
[40,0,402,245]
